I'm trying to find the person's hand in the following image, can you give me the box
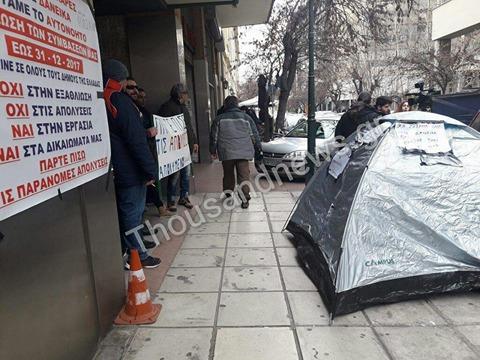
[145,179,155,186]
[146,127,158,138]
[211,153,218,160]
[193,144,199,153]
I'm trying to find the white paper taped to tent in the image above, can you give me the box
[395,122,452,154]
[329,147,352,179]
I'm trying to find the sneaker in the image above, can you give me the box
[167,202,177,212]
[141,256,161,269]
[158,206,174,217]
[178,197,194,209]
[143,239,157,249]
[241,201,249,209]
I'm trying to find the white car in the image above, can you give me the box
[257,112,341,179]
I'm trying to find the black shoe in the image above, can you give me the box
[178,197,194,209]
[241,201,249,209]
[141,256,161,269]
[167,202,177,212]
[143,240,157,249]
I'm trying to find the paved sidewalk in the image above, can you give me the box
[95,191,480,360]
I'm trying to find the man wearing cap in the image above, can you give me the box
[158,83,199,211]
[103,59,161,269]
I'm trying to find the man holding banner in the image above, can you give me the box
[158,84,198,211]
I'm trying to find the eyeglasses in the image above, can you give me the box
[126,85,139,90]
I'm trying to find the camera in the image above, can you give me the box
[406,82,441,111]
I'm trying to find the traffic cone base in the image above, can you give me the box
[114,303,162,325]
[114,250,162,325]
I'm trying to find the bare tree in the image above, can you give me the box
[400,34,480,94]
[244,0,416,134]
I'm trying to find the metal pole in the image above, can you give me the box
[306,0,316,183]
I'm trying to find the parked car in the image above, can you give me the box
[256,112,340,179]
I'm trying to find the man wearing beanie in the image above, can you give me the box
[103,59,161,269]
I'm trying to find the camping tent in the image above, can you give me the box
[287,111,480,317]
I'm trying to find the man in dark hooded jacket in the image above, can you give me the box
[335,91,382,141]
[158,84,198,211]
[103,59,161,269]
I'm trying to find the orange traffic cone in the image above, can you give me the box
[114,250,161,325]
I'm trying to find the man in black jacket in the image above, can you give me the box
[103,59,161,269]
[158,83,198,211]
[335,92,389,141]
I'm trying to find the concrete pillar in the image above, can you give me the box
[192,8,212,163]
[126,10,186,112]
[95,16,131,70]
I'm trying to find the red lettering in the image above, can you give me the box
[6,103,29,118]
[0,81,23,97]
[11,123,34,139]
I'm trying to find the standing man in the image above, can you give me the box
[158,83,198,211]
[103,59,161,269]
[210,96,261,209]
[124,78,173,217]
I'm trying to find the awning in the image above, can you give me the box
[93,0,168,16]
[216,0,274,28]
[94,0,274,27]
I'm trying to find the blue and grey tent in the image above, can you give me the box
[287,111,480,317]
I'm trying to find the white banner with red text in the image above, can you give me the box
[154,114,192,180]
[0,0,110,221]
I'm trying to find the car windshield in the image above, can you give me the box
[286,119,338,139]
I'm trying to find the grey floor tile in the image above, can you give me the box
[272,233,294,248]
[101,327,136,347]
[288,292,368,326]
[150,293,217,327]
[124,328,212,360]
[217,292,290,326]
[276,247,300,266]
[267,203,294,212]
[229,221,270,233]
[291,191,303,198]
[288,291,329,325]
[159,267,222,293]
[457,325,480,351]
[171,249,225,268]
[263,191,293,198]
[268,211,292,221]
[230,212,268,222]
[429,293,480,324]
[222,267,283,291]
[297,327,389,360]
[188,222,229,234]
[232,203,267,212]
[377,326,477,360]
[198,212,232,223]
[365,300,446,326]
[228,233,273,248]
[181,234,228,249]
[264,197,296,204]
[214,328,299,360]
[271,221,286,233]
[94,346,124,360]
[225,248,277,267]
[281,267,316,291]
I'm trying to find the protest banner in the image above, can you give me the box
[154,114,192,180]
[0,0,110,221]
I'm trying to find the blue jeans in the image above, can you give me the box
[167,165,190,203]
[115,184,148,260]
